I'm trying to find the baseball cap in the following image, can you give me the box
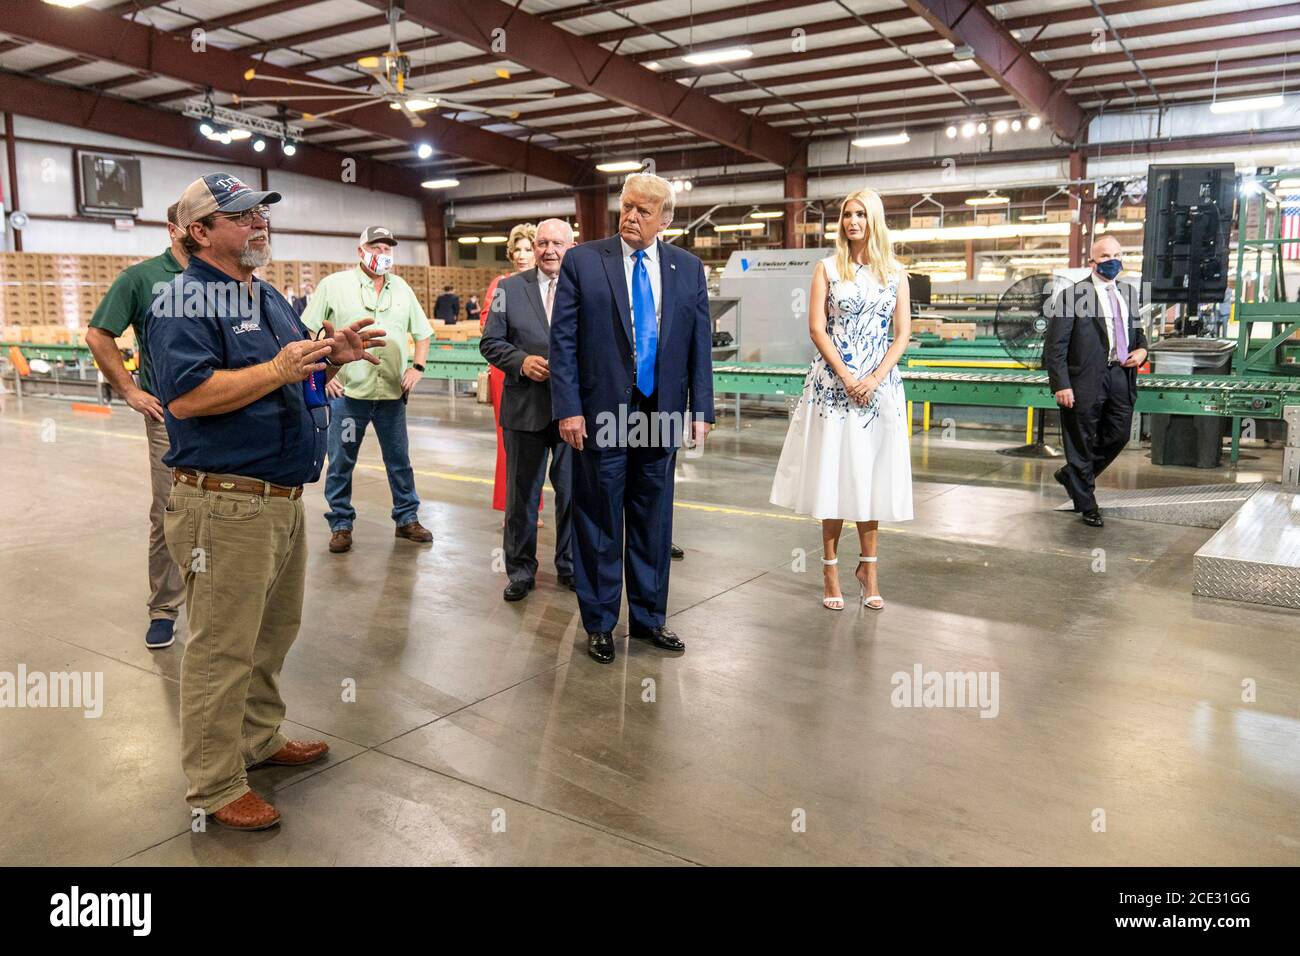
[176,172,282,229]
[359,225,398,246]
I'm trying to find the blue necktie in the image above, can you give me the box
[632,248,657,396]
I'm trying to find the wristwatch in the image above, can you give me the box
[412,363,425,372]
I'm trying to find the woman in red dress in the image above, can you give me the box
[481,223,540,519]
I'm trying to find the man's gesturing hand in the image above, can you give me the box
[559,414,586,451]
[323,318,387,365]
[273,339,333,384]
[521,355,550,382]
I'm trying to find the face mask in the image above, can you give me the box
[362,250,393,275]
[1094,258,1122,281]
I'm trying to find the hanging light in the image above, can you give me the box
[994,119,1008,134]
[282,140,297,156]
[961,122,975,138]
[945,125,957,139]
[965,190,1010,206]
[252,138,266,153]
[1011,118,1022,132]
[977,121,988,134]
[1027,115,1042,130]
[416,143,434,159]
[199,121,214,138]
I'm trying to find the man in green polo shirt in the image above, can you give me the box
[301,225,434,553]
[85,202,189,650]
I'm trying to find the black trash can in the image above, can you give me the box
[1149,414,1223,468]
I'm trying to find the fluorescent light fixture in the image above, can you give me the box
[228,128,252,141]
[596,160,643,173]
[1209,94,1283,114]
[892,222,1071,242]
[457,236,481,244]
[683,47,753,65]
[482,235,509,243]
[421,178,459,189]
[1018,213,1047,221]
[43,0,92,6]
[416,143,434,159]
[1027,115,1042,130]
[748,210,784,219]
[852,131,910,148]
[644,61,661,71]
[662,228,685,237]
[965,191,1009,206]
[714,223,765,232]
[1097,221,1142,231]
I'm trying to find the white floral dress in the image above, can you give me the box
[769,256,914,522]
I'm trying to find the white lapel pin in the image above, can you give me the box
[670,263,676,270]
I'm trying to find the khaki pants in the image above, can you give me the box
[145,417,184,620]
[163,478,307,813]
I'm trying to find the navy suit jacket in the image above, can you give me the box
[549,235,715,441]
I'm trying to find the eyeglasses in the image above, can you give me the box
[215,205,272,226]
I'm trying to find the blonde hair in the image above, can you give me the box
[834,188,900,286]
[507,222,537,258]
[622,172,675,222]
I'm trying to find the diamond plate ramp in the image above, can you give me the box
[1193,484,1300,610]
[1055,482,1263,529]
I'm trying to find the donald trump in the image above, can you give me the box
[549,172,715,664]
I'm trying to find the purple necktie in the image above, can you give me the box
[1107,286,1128,363]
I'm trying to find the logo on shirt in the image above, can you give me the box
[232,317,261,335]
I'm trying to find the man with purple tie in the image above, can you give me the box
[550,173,715,664]
[1046,234,1149,527]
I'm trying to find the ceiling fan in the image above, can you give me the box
[236,2,551,128]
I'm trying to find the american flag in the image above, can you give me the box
[1284,205,1300,261]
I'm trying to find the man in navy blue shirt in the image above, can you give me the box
[150,172,385,831]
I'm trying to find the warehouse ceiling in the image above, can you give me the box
[0,0,1296,189]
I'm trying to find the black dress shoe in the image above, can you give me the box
[588,631,615,664]
[557,573,577,591]
[1081,510,1104,527]
[629,624,685,652]
[1053,466,1068,488]
[503,580,535,601]
[670,543,684,560]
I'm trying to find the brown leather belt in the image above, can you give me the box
[172,468,303,499]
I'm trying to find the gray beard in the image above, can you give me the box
[239,241,272,269]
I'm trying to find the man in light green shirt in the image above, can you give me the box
[301,226,433,552]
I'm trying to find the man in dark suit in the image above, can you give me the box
[550,173,715,664]
[433,285,460,324]
[480,218,576,601]
[1045,234,1149,527]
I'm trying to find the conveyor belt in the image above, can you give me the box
[713,364,1300,393]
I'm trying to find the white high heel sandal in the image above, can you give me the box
[821,557,844,611]
[858,556,884,610]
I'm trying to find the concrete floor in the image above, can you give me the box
[1,388,1296,866]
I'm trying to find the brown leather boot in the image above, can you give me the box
[395,521,433,543]
[329,530,352,553]
[211,790,281,831]
[253,740,330,768]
